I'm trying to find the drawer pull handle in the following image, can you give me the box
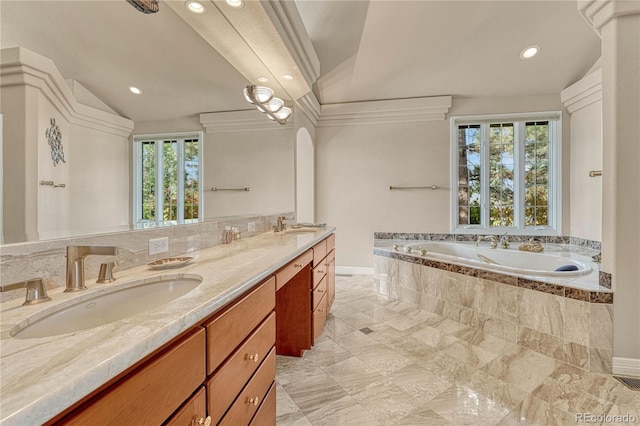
[245,353,260,362]
[247,396,260,406]
[319,308,325,312]
[294,263,303,268]
[195,416,212,426]
[318,270,325,274]
[317,289,324,293]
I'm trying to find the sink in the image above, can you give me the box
[11,275,202,339]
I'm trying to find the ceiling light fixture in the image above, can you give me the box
[243,85,291,125]
[257,76,269,83]
[185,0,206,14]
[520,45,540,59]
[282,74,294,81]
[128,86,142,95]
[226,0,245,8]
[126,0,159,14]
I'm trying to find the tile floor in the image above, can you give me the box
[275,275,640,425]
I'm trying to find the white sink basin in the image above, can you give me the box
[11,275,202,339]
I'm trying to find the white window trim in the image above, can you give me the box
[450,112,562,236]
[132,131,204,228]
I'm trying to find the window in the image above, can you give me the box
[133,132,203,228]
[451,113,561,235]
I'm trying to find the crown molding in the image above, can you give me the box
[295,92,321,127]
[561,68,602,114]
[578,0,640,36]
[317,96,453,127]
[200,110,293,133]
[0,47,134,138]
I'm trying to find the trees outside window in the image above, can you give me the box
[134,133,202,228]
[452,113,561,235]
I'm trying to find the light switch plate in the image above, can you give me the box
[149,237,169,255]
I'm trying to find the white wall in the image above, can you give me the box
[316,94,565,269]
[134,116,295,219]
[295,127,314,224]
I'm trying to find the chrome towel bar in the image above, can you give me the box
[389,185,438,190]
[211,187,250,191]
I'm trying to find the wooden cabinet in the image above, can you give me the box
[60,328,206,425]
[276,233,336,356]
[165,387,207,426]
[49,233,335,425]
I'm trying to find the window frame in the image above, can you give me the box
[132,131,204,228]
[450,112,562,236]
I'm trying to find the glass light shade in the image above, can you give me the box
[274,106,292,121]
[264,97,284,113]
[243,85,273,104]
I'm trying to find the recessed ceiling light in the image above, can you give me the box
[128,86,142,95]
[282,74,294,81]
[257,76,269,83]
[185,1,206,14]
[226,0,244,8]
[520,45,540,59]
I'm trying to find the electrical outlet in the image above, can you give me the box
[248,222,256,232]
[149,237,169,255]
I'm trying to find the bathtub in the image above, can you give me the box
[402,241,592,277]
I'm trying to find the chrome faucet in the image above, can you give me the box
[66,246,117,292]
[476,235,498,249]
[0,278,51,305]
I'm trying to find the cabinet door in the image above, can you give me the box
[205,277,275,375]
[165,387,207,426]
[312,293,327,344]
[62,328,206,425]
[326,250,335,312]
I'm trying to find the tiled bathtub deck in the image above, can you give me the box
[275,275,639,425]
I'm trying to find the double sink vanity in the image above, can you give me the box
[0,227,336,425]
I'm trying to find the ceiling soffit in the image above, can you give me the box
[166,0,319,101]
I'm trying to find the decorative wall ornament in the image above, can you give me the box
[45,118,65,166]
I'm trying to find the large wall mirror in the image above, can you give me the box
[0,0,295,244]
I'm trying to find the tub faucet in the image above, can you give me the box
[500,233,510,249]
[476,235,498,249]
[66,245,118,292]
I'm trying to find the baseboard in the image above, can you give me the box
[612,357,640,377]
[335,266,374,275]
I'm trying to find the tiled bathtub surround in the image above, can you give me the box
[373,248,613,373]
[0,213,293,302]
[375,232,612,289]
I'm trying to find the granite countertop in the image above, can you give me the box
[0,228,334,426]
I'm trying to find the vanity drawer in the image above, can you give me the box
[312,240,327,267]
[165,386,206,426]
[249,382,276,426]
[275,250,313,291]
[218,348,276,426]
[312,261,327,289]
[207,313,276,425]
[205,277,275,375]
[326,233,335,252]
[312,293,328,344]
[312,276,327,311]
[63,328,206,425]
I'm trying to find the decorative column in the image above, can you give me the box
[578,0,640,376]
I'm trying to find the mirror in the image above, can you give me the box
[1,0,295,243]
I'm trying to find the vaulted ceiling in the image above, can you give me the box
[1,0,601,122]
